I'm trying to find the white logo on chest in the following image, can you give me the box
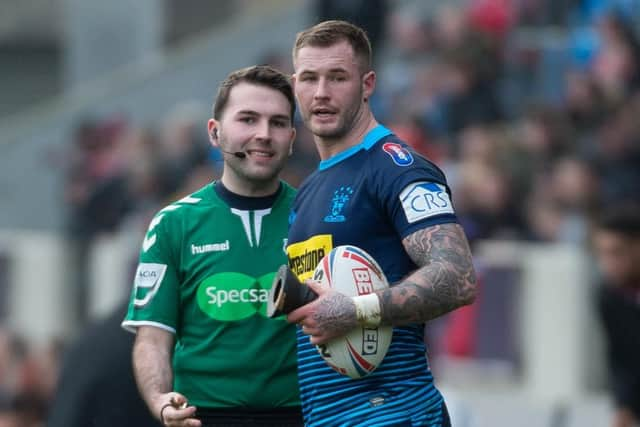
[191,240,230,254]
[230,208,271,247]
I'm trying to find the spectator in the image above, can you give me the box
[46,302,160,427]
[591,12,640,104]
[314,0,389,53]
[592,204,640,427]
[0,390,18,427]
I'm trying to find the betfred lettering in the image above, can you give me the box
[362,328,379,355]
[352,268,374,295]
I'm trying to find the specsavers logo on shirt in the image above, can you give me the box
[197,272,277,321]
[287,234,333,281]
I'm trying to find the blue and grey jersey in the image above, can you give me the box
[287,125,458,426]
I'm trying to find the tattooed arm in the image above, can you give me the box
[379,223,477,325]
[288,223,476,344]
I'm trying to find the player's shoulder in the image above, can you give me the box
[151,184,213,223]
[364,134,447,182]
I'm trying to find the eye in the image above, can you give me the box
[240,116,256,124]
[272,120,289,128]
[329,74,347,82]
[299,75,317,82]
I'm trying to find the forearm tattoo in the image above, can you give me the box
[380,223,477,325]
[313,292,358,337]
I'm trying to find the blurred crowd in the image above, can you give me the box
[2,0,640,425]
[0,330,60,427]
[61,0,640,248]
[378,0,640,244]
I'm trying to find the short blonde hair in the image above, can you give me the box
[292,20,372,72]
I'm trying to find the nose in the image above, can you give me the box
[313,77,330,100]
[255,119,271,141]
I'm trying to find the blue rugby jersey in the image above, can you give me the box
[287,125,458,427]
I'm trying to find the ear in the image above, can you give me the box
[362,70,376,103]
[207,118,220,147]
[288,128,296,156]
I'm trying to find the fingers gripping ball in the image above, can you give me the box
[313,246,393,379]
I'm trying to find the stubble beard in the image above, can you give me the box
[227,156,284,188]
[307,103,363,141]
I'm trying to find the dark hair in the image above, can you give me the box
[213,65,295,120]
[293,20,372,71]
[596,203,640,237]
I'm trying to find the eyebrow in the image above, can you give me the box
[298,67,349,75]
[235,110,291,121]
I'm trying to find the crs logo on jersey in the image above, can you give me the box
[399,181,454,223]
[382,142,414,166]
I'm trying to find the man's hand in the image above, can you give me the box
[155,392,201,427]
[287,280,358,345]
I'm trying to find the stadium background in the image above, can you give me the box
[1,0,639,425]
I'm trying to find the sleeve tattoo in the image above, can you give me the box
[379,223,477,325]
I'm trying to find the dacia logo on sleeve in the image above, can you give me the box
[324,186,353,223]
[133,263,168,307]
[399,181,454,223]
[382,142,414,166]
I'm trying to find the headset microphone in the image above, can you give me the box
[212,130,246,158]
[220,150,247,159]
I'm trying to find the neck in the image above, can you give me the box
[315,112,379,160]
[220,174,280,197]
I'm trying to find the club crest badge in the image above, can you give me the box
[324,186,353,223]
[382,142,414,166]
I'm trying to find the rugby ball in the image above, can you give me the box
[312,245,393,379]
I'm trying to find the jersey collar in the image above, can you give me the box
[318,125,393,171]
[213,181,282,210]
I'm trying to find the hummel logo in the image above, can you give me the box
[191,240,230,254]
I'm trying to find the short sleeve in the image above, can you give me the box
[122,210,180,334]
[369,140,458,239]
